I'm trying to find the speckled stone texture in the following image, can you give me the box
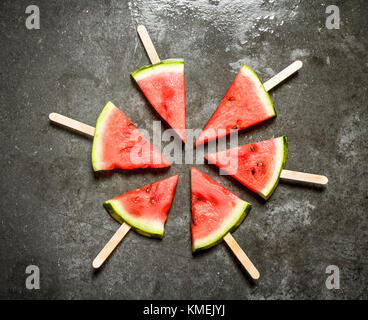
[0,0,367,299]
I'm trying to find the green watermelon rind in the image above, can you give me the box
[131,59,184,81]
[91,101,115,172]
[103,199,165,239]
[260,136,288,200]
[192,200,251,252]
[240,64,276,118]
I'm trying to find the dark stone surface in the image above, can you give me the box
[0,0,367,299]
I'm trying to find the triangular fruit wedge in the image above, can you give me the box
[195,65,275,146]
[92,101,170,171]
[191,167,251,252]
[205,137,288,200]
[104,174,179,238]
[131,59,186,142]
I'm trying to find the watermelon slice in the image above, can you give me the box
[103,174,179,238]
[92,101,170,171]
[131,59,186,142]
[195,65,275,146]
[205,137,288,200]
[191,167,251,252]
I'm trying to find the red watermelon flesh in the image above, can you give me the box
[195,65,275,146]
[131,59,186,142]
[103,174,179,238]
[92,102,170,171]
[205,137,288,199]
[191,167,251,252]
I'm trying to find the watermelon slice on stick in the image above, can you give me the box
[194,61,303,146]
[205,137,328,200]
[91,101,170,170]
[93,174,179,269]
[132,25,186,142]
[49,101,171,170]
[191,167,260,280]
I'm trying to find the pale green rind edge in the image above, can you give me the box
[91,101,115,172]
[103,200,164,239]
[260,136,288,200]
[131,59,184,80]
[192,201,251,252]
[240,64,276,118]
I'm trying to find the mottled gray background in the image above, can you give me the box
[0,0,367,299]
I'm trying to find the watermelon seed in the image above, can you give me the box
[251,168,255,175]
[128,122,134,127]
[195,195,202,202]
[232,125,238,130]
[228,97,235,101]
[192,218,196,224]
[257,162,263,166]
[146,187,150,192]
[151,199,155,204]
[250,146,255,152]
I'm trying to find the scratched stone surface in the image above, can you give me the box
[0,0,367,299]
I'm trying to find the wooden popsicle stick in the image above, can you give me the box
[92,222,132,269]
[223,233,260,280]
[280,169,328,185]
[263,60,303,92]
[49,112,95,136]
[137,25,161,65]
